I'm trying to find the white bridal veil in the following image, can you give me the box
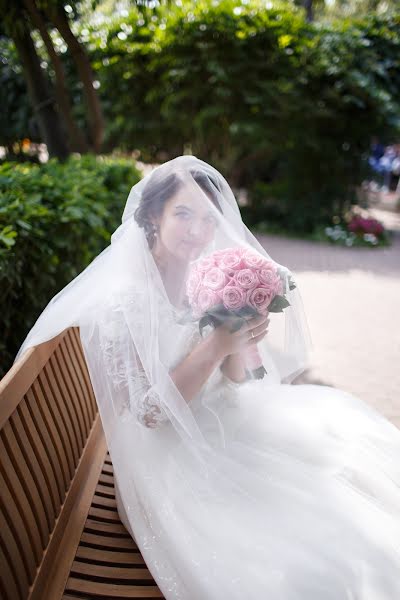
[15,155,313,598]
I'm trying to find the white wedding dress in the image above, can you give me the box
[15,154,398,599]
[104,289,400,600]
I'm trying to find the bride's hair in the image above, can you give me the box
[134,168,223,248]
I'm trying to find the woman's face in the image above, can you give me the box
[153,186,218,263]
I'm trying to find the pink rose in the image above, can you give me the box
[202,266,228,291]
[242,249,267,269]
[246,286,273,315]
[196,256,217,273]
[235,268,260,290]
[196,288,220,315]
[222,285,247,311]
[258,264,277,286]
[212,249,230,260]
[186,268,202,302]
[216,249,243,273]
[257,263,283,298]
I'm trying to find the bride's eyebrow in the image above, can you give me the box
[174,205,193,211]
[174,204,216,218]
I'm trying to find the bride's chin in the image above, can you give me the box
[178,244,203,261]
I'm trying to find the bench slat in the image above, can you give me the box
[0,466,38,586]
[75,545,146,566]
[31,378,71,494]
[88,505,122,523]
[2,408,51,554]
[17,398,58,527]
[98,471,115,487]
[64,577,165,598]
[25,387,65,509]
[45,355,81,466]
[70,561,156,580]
[101,464,114,476]
[66,331,97,423]
[0,332,66,429]
[79,531,138,550]
[39,364,76,479]
[69,329,98,417]
[0,545,23,600]
[0,431,44,567]
[92,491,118,509]
[95,482,116,497]
[0,502,29,600]
[60,335,92,433]
[84,517,132,537]
[51,347,86,450]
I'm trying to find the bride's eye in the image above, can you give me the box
[176,211,191,221]
[204,215,218,226]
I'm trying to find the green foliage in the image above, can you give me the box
[0,155,141,376]
[2,2,400,231]
[83,4,400,230]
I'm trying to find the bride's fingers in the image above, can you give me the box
[247,328,268,345]
[248,317,270,338]
[242,314,268,333]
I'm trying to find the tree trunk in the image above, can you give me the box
[22,0,89,153]
[303,0,314,22]
[12,26,69,160]
[44,5,104,153]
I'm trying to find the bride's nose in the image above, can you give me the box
[188,219,202,238]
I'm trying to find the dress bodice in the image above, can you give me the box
[97,281,240,429]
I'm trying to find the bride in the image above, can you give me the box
[15,156,400,599]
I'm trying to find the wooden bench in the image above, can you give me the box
[0,327,165,600]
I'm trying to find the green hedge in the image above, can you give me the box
[90,4,400,230]
[0,155,141,377]
[3,3,400,231]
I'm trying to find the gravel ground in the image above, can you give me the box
[256,208,400,429]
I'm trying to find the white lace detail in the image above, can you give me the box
[132,373,169,428]
[98,293,170,429]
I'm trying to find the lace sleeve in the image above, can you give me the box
[98,303,169,429]
[129,372,170,429]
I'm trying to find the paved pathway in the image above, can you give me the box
[256,208,400,429]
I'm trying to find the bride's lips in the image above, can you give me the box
[182,241,201,249]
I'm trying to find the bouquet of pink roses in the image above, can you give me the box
[186,246,296,379]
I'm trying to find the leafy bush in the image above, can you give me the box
[87,4,400,231]
[3,2,400,232]
[0,155,141,376]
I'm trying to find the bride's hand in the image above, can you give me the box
[211,314,270,360]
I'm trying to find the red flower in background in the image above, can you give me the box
[347,215,385,237]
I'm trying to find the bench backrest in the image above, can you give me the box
[0,327,106,600]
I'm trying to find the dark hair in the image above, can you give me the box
[134,169,223,248]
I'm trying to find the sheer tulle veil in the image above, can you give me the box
[14,155,313,597]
